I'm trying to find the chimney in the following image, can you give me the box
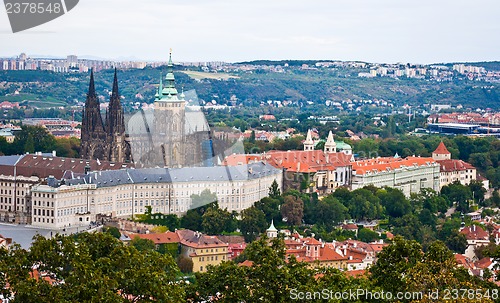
[52,150,56,157]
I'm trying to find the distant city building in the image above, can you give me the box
[0,129,15,143]
[22,118,81,138]
[428,123,480,135]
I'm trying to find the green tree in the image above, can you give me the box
[102,226,121,239]
[180,209,203,231]
[130,236,156,252]
[441,181,473,213]
[468,180,486,205]
[0,233,184,302]
[314,196,348,227]
[444,232,468,254]
[268,179,281,199]
[254,197,281,224]
[377,187,410,218]
[239,206,267,242]
[280,195,304,226]
[345,188,384,221]
[23,133,35,153]
[177,255,193,274]
[201,206,233,235]
[357,228,378,243]
[370,236,423,293]
[249,130,256,143]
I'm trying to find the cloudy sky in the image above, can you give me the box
[0,0,499,63]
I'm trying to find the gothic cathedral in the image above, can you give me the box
[80,68,131,163]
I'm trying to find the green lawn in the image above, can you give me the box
[2,94,67,108]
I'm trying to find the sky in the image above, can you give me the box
[0,0,499,64]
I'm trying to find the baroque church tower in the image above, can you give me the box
[81,69,131,163]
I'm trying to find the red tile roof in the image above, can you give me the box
[239,260,254,267]
[318,246,346,262]
[0,154,133,179]
[132,231,180,245]
[303,237,322,246]
[345,269,366,278]
[176,229,228,249]
[352,156,436,175]
[475,257,493,269]
[265,150,352,173]
[437,159,475,172]
[368,243,389,253]
[433,142,451,155]
[222,154,264,166]
[455,254,475,270]
[460,225,489,241]
[342,224,358,230]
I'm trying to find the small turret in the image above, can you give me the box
[304,129,314,151]
[267,220,278,238]
[324,130,336,153]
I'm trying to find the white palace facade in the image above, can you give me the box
[31,162,282,229]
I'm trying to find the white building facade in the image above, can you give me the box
[351,157,441,196]
[31,162,282,229]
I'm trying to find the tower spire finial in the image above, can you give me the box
[168,48,173,66]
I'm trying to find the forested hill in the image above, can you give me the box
[1,60,500,110]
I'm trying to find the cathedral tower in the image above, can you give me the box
[153,51,187,167]
[106,68,130,162]
[81,69,108,161]
[81,69,131,163]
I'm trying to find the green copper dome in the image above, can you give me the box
[154,50,185,102]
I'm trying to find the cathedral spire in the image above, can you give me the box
[111,67,119,102]
[158,49,179,99]
[81,69,106,160]
[87,68,96,99]
[107,68,124,135]
[168,48,173,68]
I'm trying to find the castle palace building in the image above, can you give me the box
[80,68,131,163]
